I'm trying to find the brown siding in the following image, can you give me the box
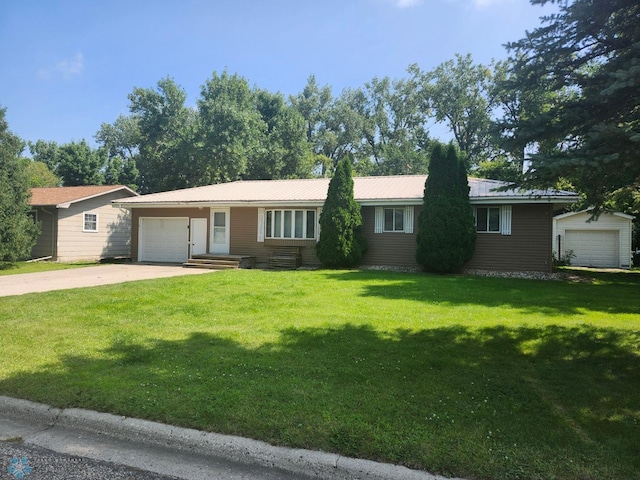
[465,204,553,272]
[360,206,419,267]
[130,208,209,262]
[230,207,319,264]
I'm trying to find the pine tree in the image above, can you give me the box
[316,158,367,268]
[416,144,476,272]
[0,108,40,263]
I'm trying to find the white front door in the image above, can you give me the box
[190,218,208,256]
[210,209,230,254]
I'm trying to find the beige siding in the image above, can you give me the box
[31,207,57,258]
[361,206,419,267]
[55,191,135,262]
[465,204,553,272]
[130,207,209,262]
[553,211,633,268]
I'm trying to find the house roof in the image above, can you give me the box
[113,175,579,208]
[30,185,138,208]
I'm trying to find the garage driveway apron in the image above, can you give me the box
[0,264,214,297]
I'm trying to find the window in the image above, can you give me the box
[265,209,316,239]
[384,208,404,232]
[475,205,511,235]
[374,206,414,234]
[475,207,500,232]
[83,213,98,232]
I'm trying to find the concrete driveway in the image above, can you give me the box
[0,264,214,297]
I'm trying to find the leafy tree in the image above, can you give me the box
[197,71,265,183]
[28,140,59,172]
[316,158,368,267]
[474,157,523,183]
[290,75,339,175]
[23,160,60,187]
[246,89,312,180]
[350,76,431,175]
[95,115,140,188]
[416,143,476,273]
[29,138,106,186]
[412,55,503,168]
[56,140,105,186]
[0,108,39,263]
[503,0,640,209]
[128,76,196,193]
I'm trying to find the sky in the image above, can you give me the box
[0,0,555,150]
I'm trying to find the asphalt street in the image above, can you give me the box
[1,441,179,480]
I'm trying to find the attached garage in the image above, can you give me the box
[139,217,189,263]
[553,210,634,269]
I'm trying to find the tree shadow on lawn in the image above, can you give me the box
[321,270,640,316]
[1,323,639,479]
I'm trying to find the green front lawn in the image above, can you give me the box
[0,260,98,275]
[0,269,638,480]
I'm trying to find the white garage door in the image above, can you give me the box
[139,217,189,263]
[565,230,619,268]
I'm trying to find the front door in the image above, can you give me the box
[210,209,230,254]
[190,218,207,257]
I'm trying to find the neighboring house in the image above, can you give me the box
[113,175,578,272]
[553,209,635,269]
[29,185,138,262]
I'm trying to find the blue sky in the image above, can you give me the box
[1,0,554,149]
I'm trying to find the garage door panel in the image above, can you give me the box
[140,218,189,263]
[565,230,618,268]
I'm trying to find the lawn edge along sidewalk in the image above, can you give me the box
[0,396,459,480]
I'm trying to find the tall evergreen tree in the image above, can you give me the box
[0,108,39,263]
[416,143,476,273]
[502,0,640,208]
[316,158,368,267]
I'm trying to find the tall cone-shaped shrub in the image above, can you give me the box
[416,143,476,273]
[316,158,368,268]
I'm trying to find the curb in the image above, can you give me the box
[0,396,455,480]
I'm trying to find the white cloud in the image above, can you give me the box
[387,0,424,8]
[37,53,84,81]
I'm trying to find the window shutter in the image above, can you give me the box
[501,205,512,235]
[374,207,383,233]
[257,208,265,242]
[316,207,322,242]
[403,206,414,234]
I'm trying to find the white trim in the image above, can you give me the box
[374,207,384,233]
[555,209,635,221]
[257,208,265,242]
[82,212,98,232]
[264,208,317,240]
[404,206,414,234]
[500,205,512,235]
[210,208,230,254]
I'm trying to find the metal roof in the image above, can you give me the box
[113,175,578,207]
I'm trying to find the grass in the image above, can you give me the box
[0,260,98,275]
[0,269,638,480]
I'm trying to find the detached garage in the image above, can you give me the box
[553,210,634,269]
[139,217,189,263]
